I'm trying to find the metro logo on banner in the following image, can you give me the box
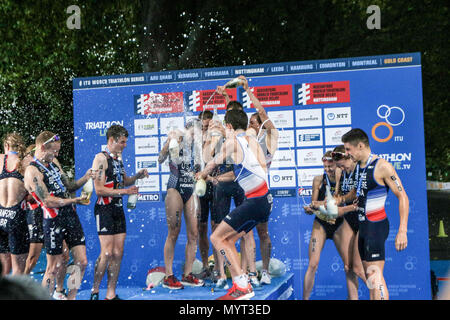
[134,91,184,115]
[184,89,236,111]
[295,81,350,105]
[242,85,293,108]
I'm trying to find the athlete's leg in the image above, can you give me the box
[303,219,327,300]
[10,253,27,275]
[183,195,199,276]
[164,189,183,276]
[241,230,257,274]
[105,233,125,299]
[210,221,246,280]
[352,231,366,284]
[198,220,209,270]
[256,222,271,271]
[42,254,64,296]
[92,235,114,294]
[364,260,388,300]
[67,244,87,300]
[24,243,43,274]
[333,220,359,300]
[0,253,11,276]
[55,241,70,294]
[211,222,226,280]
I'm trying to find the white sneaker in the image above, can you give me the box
[260,270,271,285]
[248,272,261,289]
[215,278,229,290]
[52,290,68,300]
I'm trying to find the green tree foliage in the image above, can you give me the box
[0,0,448,180]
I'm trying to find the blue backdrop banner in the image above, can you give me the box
[73,52,430,300]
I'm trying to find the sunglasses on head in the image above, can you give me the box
[43,134,60,146]
[322,156,333,162]
[331,151,347,161]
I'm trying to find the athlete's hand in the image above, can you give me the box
[136,169,149,180]
[126,185,139,195]
[303,205,314,215]
[237,75,249,90]
[216,85,228,97]
[195,171,206,181]
[74,196,89,205]
[395,230,408,251]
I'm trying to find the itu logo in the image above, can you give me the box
[371,104,405,143]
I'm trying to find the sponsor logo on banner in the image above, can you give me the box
[277,130,295,148]
[324,127,352,146]
[160,117,185,135]
[270,150,296,168]
[297,128,323,147]
[295,109,322,127]
[324,107,352,126]
[270,189,297,198]
[269,170,297,188]
[135,137,159,155]
[298,187,313,196]
[138,193,160,202]
[185,89,236,112]
[297,148,324,167]
[134,91,184,115]
[135,175,160,192]
[85,120,124,136]
[242,85,293,108]
[135,156,159,173]
[297,168,324,187]
[295,81,350,105]
[378,152,412,170]
[134,118,158,136]
[371,104,406,143]
[267,110,294,128]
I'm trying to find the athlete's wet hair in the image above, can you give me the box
[322,150,334,162]
[35,131,59,148]
[226,100,244,111]
[198,110,213,120]
[26,144,36,157]
[106,125,128,142]
[224,109,248,130]
[341,128,370,147]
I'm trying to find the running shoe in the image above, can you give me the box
[196,267,211,280]
[260,269,272,285]
[162,275,184,290]
[248,272,261,289]
[215,278,229,291]
[216,282,254,300]
[181,273,204,287]
[90,292,99,300]
[52,290,68,300]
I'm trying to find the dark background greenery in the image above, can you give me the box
[0,0,448,180]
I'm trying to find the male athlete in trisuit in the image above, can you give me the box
[90,125,148,300]
[242,75,278,286]
[332,128,409,300]
[196,109,273,300]
[24,131,92,300]
[0,133,29,275]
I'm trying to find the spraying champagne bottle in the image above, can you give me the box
[80,177,93,205]
[224,77,243,88]
[194,178,207,197]
[127,191,138,209]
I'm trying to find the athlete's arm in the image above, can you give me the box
[123,169,148,187]
[216,85,231,106]
[197,138,234,180]
[378,159,409,251]
[92,153,137,197]
[56,159,93,192]
[24,165,82,207]
[304,175,322,214]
